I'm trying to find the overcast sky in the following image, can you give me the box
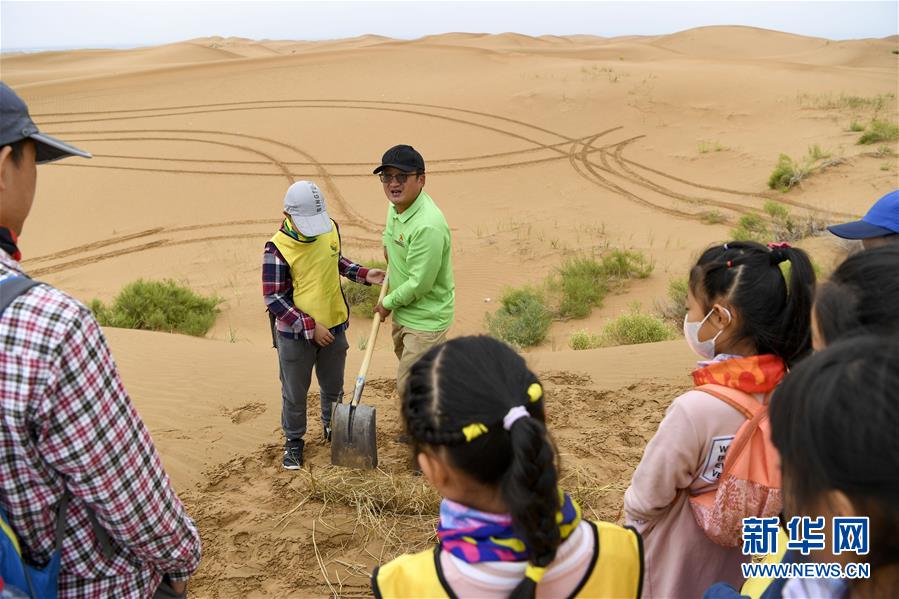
[1,1,896,52]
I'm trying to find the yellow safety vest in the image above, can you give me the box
[741,528,789,599]
[270,221,349,329]
[372,521,643,599]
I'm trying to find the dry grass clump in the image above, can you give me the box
[796,92,895,113]
[297,459,617,529]
[300,466,440,519]
[297,466,440,565]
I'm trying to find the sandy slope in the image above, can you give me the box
[2,26,897,596]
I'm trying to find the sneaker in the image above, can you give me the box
[282,440,304,470]
[323,425,332,442]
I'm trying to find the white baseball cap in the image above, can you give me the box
[283,181,332,236]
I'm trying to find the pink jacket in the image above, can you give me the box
[624,389,762,598]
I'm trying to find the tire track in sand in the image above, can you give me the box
[28,232,384,277]
[57,128,382,235]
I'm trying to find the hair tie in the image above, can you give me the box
[726,260,734,268]
[767,242,790,265]
[525,563,547,583]
[461,423,488,442]
[527,383,543,403]
[503,406,530,430]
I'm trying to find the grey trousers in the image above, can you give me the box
[276,330,348,441]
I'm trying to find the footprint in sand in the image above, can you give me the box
[224,402,267,424]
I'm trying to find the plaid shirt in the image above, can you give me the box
[262,222,369,341]
[0,251,201,598]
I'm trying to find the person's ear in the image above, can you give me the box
[0,145,13,193]
[822,490,858,518]
[417,448,449,492]
[418,173,426,187]
[709,303,734,330]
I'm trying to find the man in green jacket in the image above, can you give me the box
[373,145,454,396]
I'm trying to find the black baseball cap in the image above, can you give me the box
[0,82,91,164]
[373,144,425,174]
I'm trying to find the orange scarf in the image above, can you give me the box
[691,354,785,394]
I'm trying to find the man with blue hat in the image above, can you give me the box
[1,82,200,597]
[827,190,899,249]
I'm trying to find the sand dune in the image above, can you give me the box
[2,25,896,596]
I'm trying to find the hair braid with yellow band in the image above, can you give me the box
[403,336,563,599]
[458,382,543,443]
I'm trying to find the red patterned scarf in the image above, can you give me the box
[691,354,786,394]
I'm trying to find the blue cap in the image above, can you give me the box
[0,82,91,164]
[827,190,899,240]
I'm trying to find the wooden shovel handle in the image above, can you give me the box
[351,271,389,407]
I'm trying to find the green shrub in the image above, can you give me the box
[91,279,221,336]
[700,210,725,225]
[342,260,387,317]
[653,277,689,329]
[552,250,652,319]
[858,120,899,144]
[698,140,727,154]
[598,250,653,280]
[732,202,824,243]
[848,120,865,132]
[600,308,678,347]
[767,153,806,191]
[731,213,771,242]
[797,92,895,112]
[569,329,603,350]
[806,144,831,161]
[555,257,610,318]
[668,277,688,307]
[485,287,551,348]
[763,200,791,222]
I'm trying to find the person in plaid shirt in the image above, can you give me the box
[263,180,385,469]
[0,82,200,597]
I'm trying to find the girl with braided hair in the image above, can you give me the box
[371,335,644,599]
[624,240,816,598]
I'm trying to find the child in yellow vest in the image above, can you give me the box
[262,181,385,469]
[372,336,643,599]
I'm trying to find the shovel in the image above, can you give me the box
[331,271,388,469]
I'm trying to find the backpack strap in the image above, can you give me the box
[0,275,41,316]
[698,384,773,472]
[54,492,69,550]
[696,384,766,419]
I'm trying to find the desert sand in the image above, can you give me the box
[2,26,897,597]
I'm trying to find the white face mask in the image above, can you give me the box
[683,307,732,359]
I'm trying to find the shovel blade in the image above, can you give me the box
[330,402,378,469]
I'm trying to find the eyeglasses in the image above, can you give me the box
[378,172,420,184]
